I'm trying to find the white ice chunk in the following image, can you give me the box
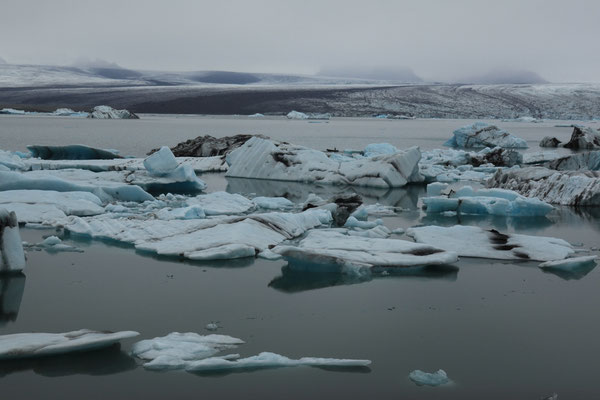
[0,209,26,273]
[187,192,255,215]
[252,196,294,210]
[409,369,451,386]
[286,110,309,119]
[344,216,383,229]
[407,225,574,261]
[539,255,597,270]
[0,329,139,360]
[155,205,206,220]
[143,146,179,176]
[131,332,245,370]
[363,143,398,157]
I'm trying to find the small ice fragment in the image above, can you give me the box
[409,369,450,386]
[205,323,219,331]
[539,256,597,270]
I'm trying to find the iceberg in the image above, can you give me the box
[543,151,600,171]
[563,126,600,150]
[149,134,264,157]
[0,190,104,223]
[139,147,206,193]
[87,105,139,119]
[286,110,309,119]
[226,137,423,188]
[65,208,332,261]
[0,150,26,171]
[0,209,25,273]
[409,369,451,386]
[28,236,82,253]
[421,185,554,217]
[539,255,597,270]
[539,136,561,147]
[0,329,139,360]
[273,229,459,274]
[27,145,121,160]
[131,332,245,370]
[407,225,574,261]
[444,122,528,148]
[488,167,600,206]
[0,170,154,203]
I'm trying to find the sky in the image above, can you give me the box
[1,0,599,82]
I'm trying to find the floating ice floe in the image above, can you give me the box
[187,191,255,215]
[226,137,423,188]
[248,113,264,117]
[0,209,25,273]
[0,329,139,360]
[0,190,104,224]
[421,184,553,217]
[406,225,574,261]
[138,146,206,193]
[0,170,154,203]
[87,105,139,119]
[539,255,597,270]
[186,352,370,373]
[131,332,244,370]
[27,145,121,160]
[444,122,528,148]
[286,110,309,119]
[488,167,600,206]
[131,332,370,372]
[409,369,451,386]
[28,236,83,253]
[273,229,458,275]
[65,208,332,261]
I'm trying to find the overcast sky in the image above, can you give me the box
[2,0,599,82]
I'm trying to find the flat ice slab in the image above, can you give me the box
[226,137,423,188]
[273,229,458,274]
[539,255,597,270]
[0,209,26,273]
[0,329,139,360]
[409,369,451,386]
[407,225,574,261]
[445,122,528,148]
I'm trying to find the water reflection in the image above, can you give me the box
[540,262,597,281]
[0,345,136,378]
[0,273,25,326]
[226,177,424,209]
[269,264,458,293]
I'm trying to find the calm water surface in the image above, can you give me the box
[0,115,599,399]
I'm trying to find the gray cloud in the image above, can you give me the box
[1,0,599,82]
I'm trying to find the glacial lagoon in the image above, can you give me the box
[1,114,599,399]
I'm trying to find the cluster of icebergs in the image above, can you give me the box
[0,105,138,119]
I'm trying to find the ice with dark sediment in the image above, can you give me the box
[225,137,423,188]
[488,167,600,206]
[407,225,574,261]
[65,208,332,261]
[273,229,459,275]
[0,209,25,273]
[0,330,139,360]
